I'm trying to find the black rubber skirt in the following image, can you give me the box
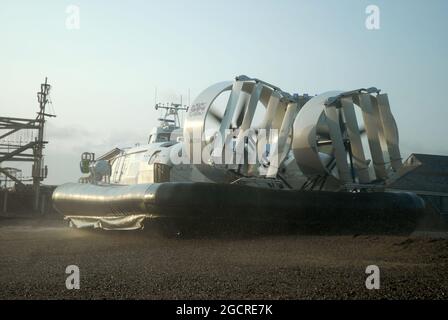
[53,182,426,235]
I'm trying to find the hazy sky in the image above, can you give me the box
[1,0,447,184]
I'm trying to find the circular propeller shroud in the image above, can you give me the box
[184,78,299,182]
[292,90,402,185]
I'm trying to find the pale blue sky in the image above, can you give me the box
[0,0,447,184]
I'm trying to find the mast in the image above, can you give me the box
[155,102,189,128]
[33,77,53,211]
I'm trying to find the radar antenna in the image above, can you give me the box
[155,102,189,128]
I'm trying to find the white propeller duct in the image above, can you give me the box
[292,89,402,185]
[184,76,304,181]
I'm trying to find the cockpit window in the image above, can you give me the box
[155,133,170,142]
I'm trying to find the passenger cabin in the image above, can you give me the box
[147,124,182,144]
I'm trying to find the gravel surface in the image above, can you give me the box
[1,218,448,299]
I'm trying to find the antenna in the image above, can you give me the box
[154,102,188,128]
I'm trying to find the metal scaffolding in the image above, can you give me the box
[0,77,55,211]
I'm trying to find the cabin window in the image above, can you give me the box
[155,133,170,142]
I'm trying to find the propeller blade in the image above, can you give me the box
[359,125,366,135]
[235,106,245,128]
[232,94,249,128]
[208,107,224,123]
[318,152,335,168]
[339,110,346,133]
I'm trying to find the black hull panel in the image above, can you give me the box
[53,182,426,234]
